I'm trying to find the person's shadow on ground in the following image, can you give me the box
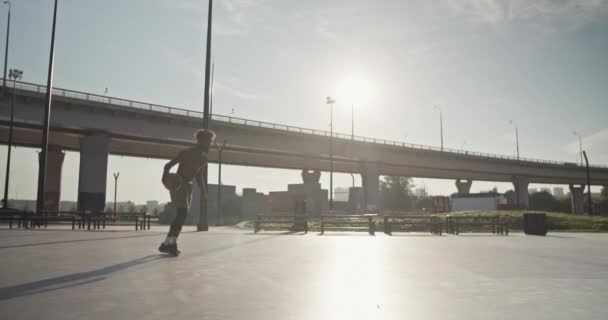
[0,254,163,300]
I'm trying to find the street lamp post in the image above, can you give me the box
[113,172,119,214]
[214,140,226,225]
[199,0,213,231]
[351,104,354,140]
[583,151,592,216]
[327,96,335,211]
[573,131,583,166]
[433,106,444,151]
[461,140,468,150]
[509,120,520,160]
[2,0,10,93]
[2,67,21,209]
[35,0,59,214]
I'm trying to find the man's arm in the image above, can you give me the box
[164,153,181,173]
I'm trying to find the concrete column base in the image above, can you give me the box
[455,179,473,195]
[38,145,65,212]
[569,184,585,214]
[362,164,379,212]
[512,177,530,209]
[78,133,110,212]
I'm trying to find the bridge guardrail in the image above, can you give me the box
[5,79,607,169]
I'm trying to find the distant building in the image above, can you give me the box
[553,187,565,198]
[146,200,159,213]
[7,199,37,212]
[451,193,507,212]
[333,187,349,202]
[415,187,428,198]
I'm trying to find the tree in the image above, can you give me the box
[599,187,608,214]
[504,190,516,204]
[379,176,415,211]
[127,201,136,213]
[529,191,556,211]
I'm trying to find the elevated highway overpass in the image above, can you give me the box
[1,80,607,213]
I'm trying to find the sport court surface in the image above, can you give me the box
[1,226,607,320]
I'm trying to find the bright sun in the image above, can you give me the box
[336,75,373,106]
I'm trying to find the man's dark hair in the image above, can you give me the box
[194,129,216,146]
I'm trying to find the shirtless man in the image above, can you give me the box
[159,129,215,255]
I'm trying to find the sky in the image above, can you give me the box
[1,0,608,204]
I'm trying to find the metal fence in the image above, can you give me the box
[7,80,607,169]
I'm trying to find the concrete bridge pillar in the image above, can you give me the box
[512,177,529,208]
[78,133,110,212]
[569,184,585,214]
[38,145,65,212]
[361,164,379,212]
[455,179,473,195]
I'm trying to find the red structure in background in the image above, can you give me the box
[433,196,451,213]
[497,204,526,210]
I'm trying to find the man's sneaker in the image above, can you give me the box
[168,243,181,256]
[158,243,171,254]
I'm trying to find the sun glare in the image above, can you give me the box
[336,75,373,106]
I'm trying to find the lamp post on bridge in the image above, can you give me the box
[509,120,520,160]
[433,106,444,151]
[327,96,335,211]
[573,131,583,166]
[2,67,21,209]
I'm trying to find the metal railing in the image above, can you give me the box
[6,79,608,169]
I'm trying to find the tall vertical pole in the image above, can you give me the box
[515,126,520,160]
[2,1,10,92]
[36,0,59,214]
[209,59,214,118]
[113,172,119,214]
[583,151,592,216]
[198,0,213,231]
[578,136,583,166]
[351,104,354,140]
[2,70,18,208]
[215,140,225,225]
[329,102,333,211]
[439,110,444,151]
[217,147,222,225]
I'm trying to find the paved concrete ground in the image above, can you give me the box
[1,226,608,320]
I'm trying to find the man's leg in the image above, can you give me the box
[160,183,192,255]
[168,207,188,238]
[160,187,188,254]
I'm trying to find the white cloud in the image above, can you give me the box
[214,81,267,101]
[215,0,266,35]
[445,0,608,30]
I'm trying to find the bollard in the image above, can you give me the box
[523,213,547,236]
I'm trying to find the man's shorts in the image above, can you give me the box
[170,180,193,210]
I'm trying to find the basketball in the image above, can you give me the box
[162,172,182,191]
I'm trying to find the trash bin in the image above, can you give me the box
[523,213,548,236]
